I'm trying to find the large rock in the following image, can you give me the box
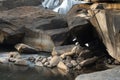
[15,43,38,54]
[90,9,120,61]
[0,19,24,45]
[0,0,43,11]
[90,3,120,10]
[23,27,55,52]
[45,28,69,46]
[75,66,120,80]
[0,6,69,46]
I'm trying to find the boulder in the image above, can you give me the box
[15,43,38,54]
[0,19,24,45]
[0,0,43,11]
[0,6,69,47]
[90,9,120,61]
[75,66,120,80]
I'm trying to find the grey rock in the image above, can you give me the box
[41,58,47,64]
[0,0,43,10]
[35,56,43,62]
[66,62,73,68]
[47,56,52,61]
[8,58,17,62]
[8,52,21,59]
[75,65,81,70]
[71,60,77,67]
[35,61,43,67]
[75,66,120,80]
[0,6,68,50]
[15,59,28,66]
[66,56,72,63]
[0,57,8,63]
[28,56,36,62]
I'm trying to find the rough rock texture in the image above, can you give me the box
[15,59,28,66]
[75,66,120,80]
[0,19,24,45]
[0,0,43,11]
[8,52,21,59]
[90,9,120,62]
[15,43,38,54]
[0,6,69,48]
